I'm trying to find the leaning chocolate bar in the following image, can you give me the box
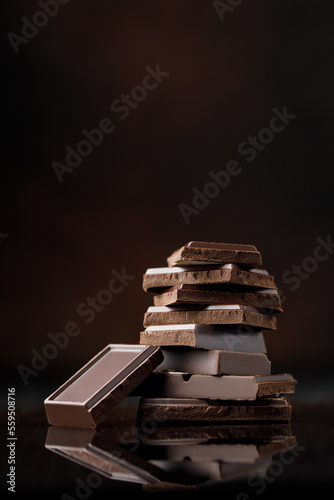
[44,344,163,428]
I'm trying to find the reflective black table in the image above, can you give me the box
[2,392,333,499]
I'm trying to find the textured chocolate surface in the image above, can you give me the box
[138,396,292,422]
[167,241,262,267]
[143,305,277,329]
[143,265,276,291]
[153,284,283,311]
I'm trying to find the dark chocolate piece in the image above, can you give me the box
[153,284,283,312]
[167,241,262,267]
[44,344,163,428]
[143,264,276,292]
[143,305,277,329]
[138,396,292,422]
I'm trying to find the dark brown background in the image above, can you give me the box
[1,0,334,398]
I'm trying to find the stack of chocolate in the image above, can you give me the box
[43,240,297,487]
[139,242,296,422]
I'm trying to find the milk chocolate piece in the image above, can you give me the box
[140,324,267,351]
[167,241,262,267]
[138,396,292,422]
[135,373,297,400]
[156,349,271,375]
[153,284,283,312]
[143,264,276,292]
[44,344,163,428]
[143,305,277,330]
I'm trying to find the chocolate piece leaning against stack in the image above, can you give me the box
[139,241,297,422]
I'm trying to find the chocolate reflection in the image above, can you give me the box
[45,399,297,491]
